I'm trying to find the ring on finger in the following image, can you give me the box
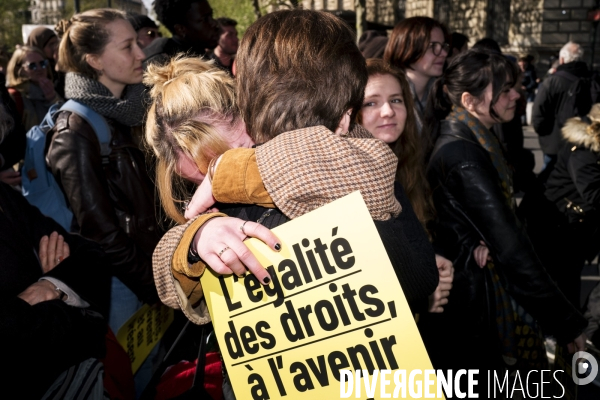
[218,246,231,258]
[56,256,64,263]
[240,220,249,236]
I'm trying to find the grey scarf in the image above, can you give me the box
[64,72,146,126]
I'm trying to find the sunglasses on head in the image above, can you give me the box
[24,60,49,71]
[145,30,162,39]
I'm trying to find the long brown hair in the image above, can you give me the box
[360,59,435,228]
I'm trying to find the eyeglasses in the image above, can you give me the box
[145,30,162,39]
[24,60,49,71]
[428,42,450,56]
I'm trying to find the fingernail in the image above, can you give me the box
[274,243,281,251]
[238,273,246,278]
[263,277,271,284]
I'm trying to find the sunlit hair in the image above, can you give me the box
[237,10,367,143]
[359,59,435,228]
[144,55,237,224]
[6,46,52,87]
[384,16,449,71]
[57,8,127,79]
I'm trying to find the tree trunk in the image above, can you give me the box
[252,0,262,20]
[355,0,367,42]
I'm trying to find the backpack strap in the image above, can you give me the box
[60,100,112,159]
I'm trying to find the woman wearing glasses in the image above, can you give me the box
[384,17,449,139]
[6,46,61,131]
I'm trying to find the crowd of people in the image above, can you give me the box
[0,0,599,398]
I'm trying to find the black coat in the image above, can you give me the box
[532,61,590,155]
[0,182,109,397]
[217,181,439,313]
[426,119,586,344]
[46,111,161,304]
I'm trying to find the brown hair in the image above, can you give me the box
[384,16,449,71]
[360,59,435,227]
[6,46,52,87]
[144,55,237,224]
[57,8,127,79]
[236,10,367,144]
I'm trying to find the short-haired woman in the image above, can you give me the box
[6,45,60,131]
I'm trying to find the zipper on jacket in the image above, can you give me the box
[125,215,131,234]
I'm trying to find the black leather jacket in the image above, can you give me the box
[427,119,586,342]
[46,111,160,304]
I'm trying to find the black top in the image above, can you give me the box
[218,181,439,313]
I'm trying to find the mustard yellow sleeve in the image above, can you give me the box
[212,148,275,208]
[171,212,226,303]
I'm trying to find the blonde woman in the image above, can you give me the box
[6,46,60,131]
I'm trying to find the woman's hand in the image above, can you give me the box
[0,168,21,185]
[184,177,217,219]
[474,240,492,268]
[39,231,70,273]
[192,217,281,284]
[184,156,222,219]
[428,254,454,313]
[17,279,62,305]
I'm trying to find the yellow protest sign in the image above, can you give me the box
[116,303,174,374]
[201,192,442,399]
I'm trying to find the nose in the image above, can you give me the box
[510,88,520,101]
[134,43,145,60]
[380,102,396,118]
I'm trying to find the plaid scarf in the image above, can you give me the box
[255,124,401,221]
[447,106,513,202]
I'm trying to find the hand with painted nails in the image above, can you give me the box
[39,231,70,273]
[191,217,281,285]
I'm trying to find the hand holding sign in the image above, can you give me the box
[201,192,442,399]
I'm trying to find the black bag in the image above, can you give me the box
[141,321,217,400]
[555,70,600,129]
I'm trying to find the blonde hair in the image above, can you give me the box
[6,46,51,87]
[57,8,126,79]
[145,55,239,224]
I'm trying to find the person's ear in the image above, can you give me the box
[85,53,103,72]
[334,109,353,136]
[461,92,477,113]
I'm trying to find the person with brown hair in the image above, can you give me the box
[424,49,586,385]
[357,59,452,313]
[6,45,60,131]
[384,16,449,135]
[150,10,439,328]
